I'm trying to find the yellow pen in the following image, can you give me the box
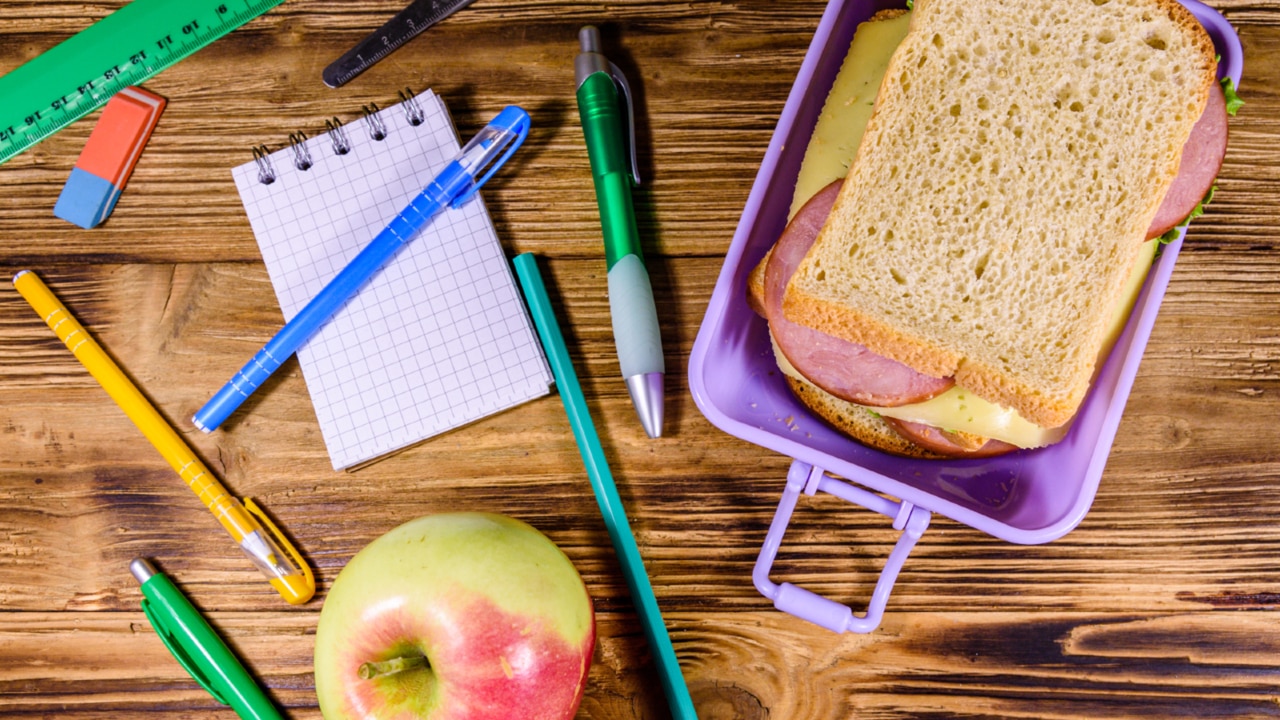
[12,270,314,605]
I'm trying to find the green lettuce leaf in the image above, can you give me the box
[1158,184,1216,244]
[1220,77,1244,117]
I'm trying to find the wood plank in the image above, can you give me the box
[0,610,663,719]
[2,611,1279,718]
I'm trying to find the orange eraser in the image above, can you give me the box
[74,86,166,187]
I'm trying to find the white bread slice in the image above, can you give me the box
[784,0,1217,428]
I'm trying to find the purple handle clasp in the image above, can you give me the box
[753,460,931,633]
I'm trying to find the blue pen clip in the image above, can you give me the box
[448,105,531,207]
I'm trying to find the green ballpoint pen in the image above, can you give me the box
[575,25,666,438]
[131,559,284,720]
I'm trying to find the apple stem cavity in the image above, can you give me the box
[358,655,429,680]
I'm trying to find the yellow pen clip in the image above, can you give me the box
[244,498,315,605]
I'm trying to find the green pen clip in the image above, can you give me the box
[574,26,640,187]
[140,593,231,704]
[131,558,284,720]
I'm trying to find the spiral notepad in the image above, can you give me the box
[232,89,552,470]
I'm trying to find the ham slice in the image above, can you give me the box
[883,418,1018,458]
[764,181,953,407]
[1147,80,1229,239]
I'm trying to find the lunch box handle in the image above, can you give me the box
[752,459,931,633]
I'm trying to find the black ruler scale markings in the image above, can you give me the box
[322,0,479,88]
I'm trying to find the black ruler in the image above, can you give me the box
[322,0,479,88]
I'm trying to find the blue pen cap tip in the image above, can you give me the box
[448,106,531,208]
[490,105,531,134]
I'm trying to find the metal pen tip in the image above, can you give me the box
[626,372,665,438]
[129,558,157,584]
[579,25,601,53]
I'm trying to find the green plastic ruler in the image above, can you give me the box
[0,0,285,166]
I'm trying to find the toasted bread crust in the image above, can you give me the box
[870,8,909,22]
[1152,0,1220,82]
[746,247,771,318]
[786,375,944,459]
[783,294,1081,427]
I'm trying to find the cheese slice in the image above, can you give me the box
[772,335,1065,448]
[791,10,913,220]
[780,9,1159,449]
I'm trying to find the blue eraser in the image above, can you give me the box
[54,167,121,230]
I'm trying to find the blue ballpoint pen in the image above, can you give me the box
[575,26,666,438]
[194,105,531,433]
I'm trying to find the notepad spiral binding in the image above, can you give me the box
[247,87,428,186]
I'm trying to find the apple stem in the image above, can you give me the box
[358,655,428,680]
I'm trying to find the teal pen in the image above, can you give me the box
[574,25,666,438]
[513,253,697,720]
[130,559,284,720]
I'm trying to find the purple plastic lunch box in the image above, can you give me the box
[689,0,1244,634]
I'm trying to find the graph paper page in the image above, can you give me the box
[231,90,551,470]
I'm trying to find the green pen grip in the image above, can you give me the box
[607,254,664,377]
[140,574,283,720]
[577,71,642,269]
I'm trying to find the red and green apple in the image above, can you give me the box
[314,512,595,719]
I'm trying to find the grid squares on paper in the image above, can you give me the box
[231,90,552,470]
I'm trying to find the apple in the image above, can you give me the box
[314,512,596,719]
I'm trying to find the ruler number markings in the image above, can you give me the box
[0,0,282,163]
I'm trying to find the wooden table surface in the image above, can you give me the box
[2,1,1278,718]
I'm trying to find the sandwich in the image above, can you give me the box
[747,0,1237,458]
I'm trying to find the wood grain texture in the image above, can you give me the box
[1,1,1279,718]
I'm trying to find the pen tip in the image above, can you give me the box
[12,269,30,284]
[129,558,157,583]
[626,373,665,439]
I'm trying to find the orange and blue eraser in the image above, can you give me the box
[54,86,166,229]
